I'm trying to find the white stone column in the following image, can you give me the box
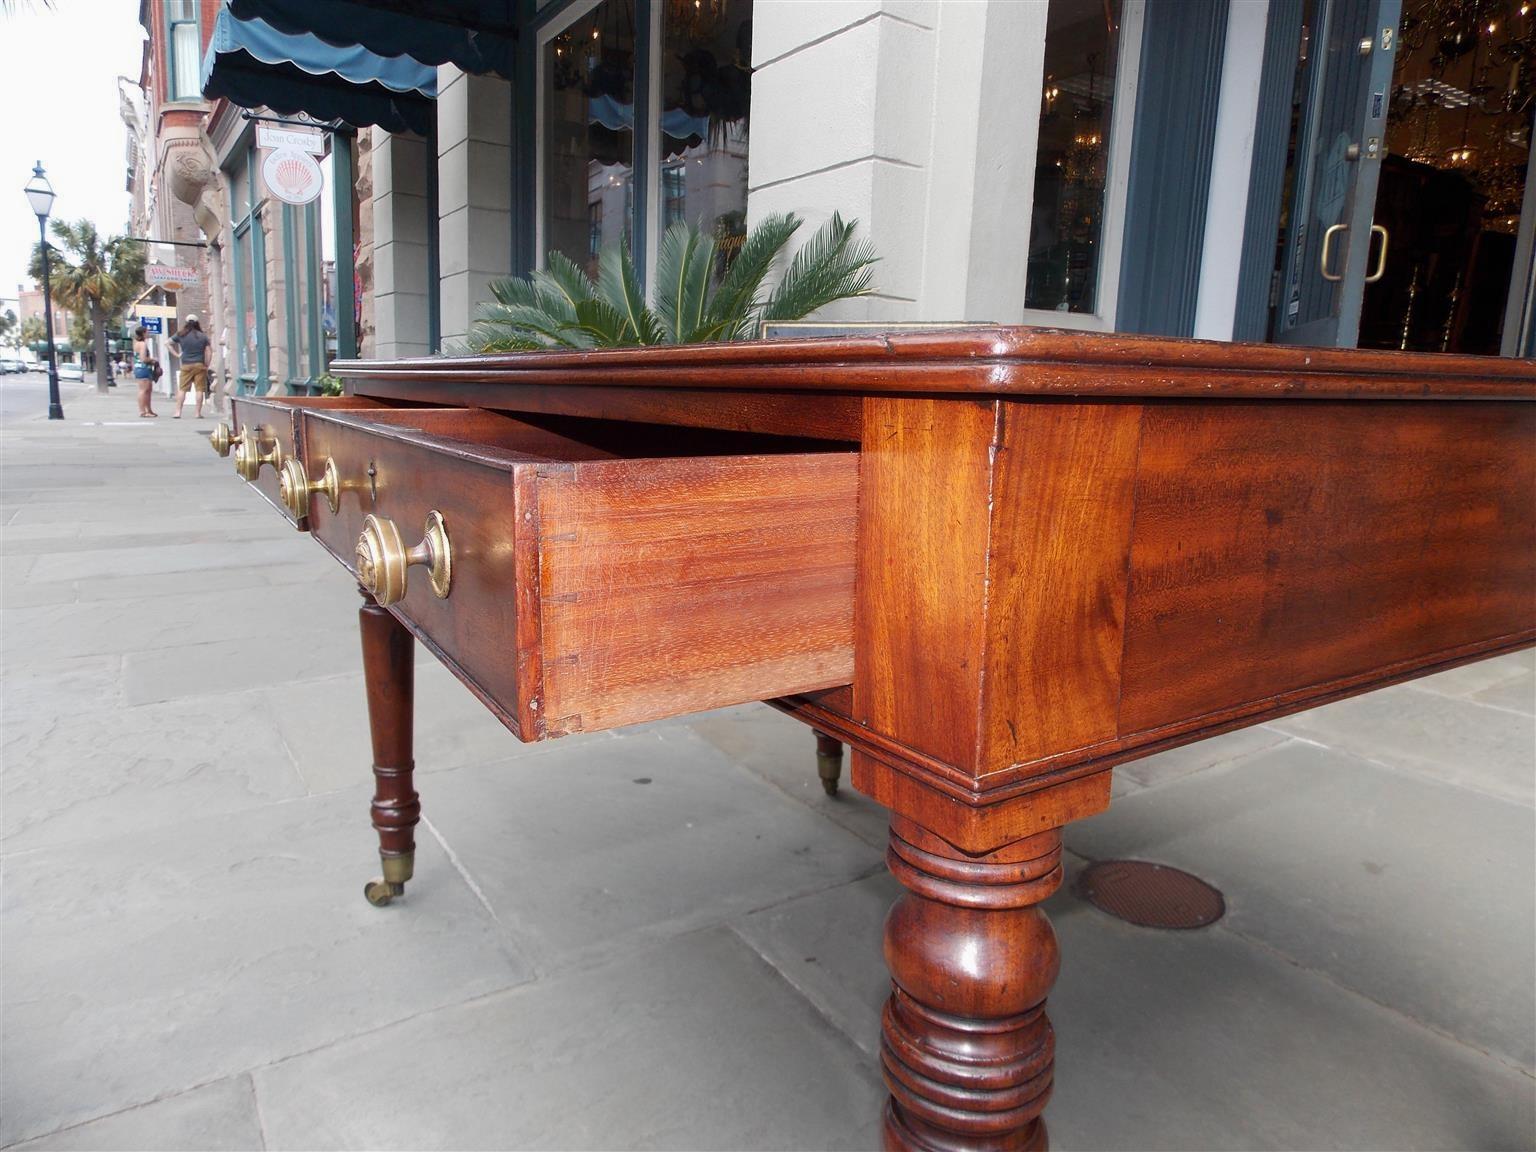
[436,65,513,347]
[371,128,432,358]
[746,0,1045,325]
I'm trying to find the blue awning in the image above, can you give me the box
[201,9,438,136]
[226,0,516,79]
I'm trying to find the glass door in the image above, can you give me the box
[1360,1,1534,355]
[1274,0,1535,352]
[1275,0,1403,347]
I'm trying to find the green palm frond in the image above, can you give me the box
[761,212,877,324]
[471,300,588,349]
[596,245,664,346]
[536,251,596,312]
[653,222,716,343]
[703,212,802,341]
[565,297,642,346]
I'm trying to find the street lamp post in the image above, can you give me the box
[23,161,63,421]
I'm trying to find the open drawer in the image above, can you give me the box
[292,407,858,740]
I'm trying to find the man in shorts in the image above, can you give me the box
[170,314,211,419]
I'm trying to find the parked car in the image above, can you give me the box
[0,358,28,373]
[55,363,84,382]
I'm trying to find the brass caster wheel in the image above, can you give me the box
[364,879,404,907]
[815,739,843,798]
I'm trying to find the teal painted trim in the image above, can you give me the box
[306,204,323,379]
[332,134,357,359]
[282,203,301,389]
[1234,0,1306,342]
[1116,0,1231,336]
[231,222,248,392]
[251,205,270,394]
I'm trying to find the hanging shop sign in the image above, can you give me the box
[145,263,198,290]
[134,316,164,335]
[256,123,326,155]
[263,146,325,206]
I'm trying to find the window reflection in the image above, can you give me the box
[1026,0,1122,315]
[544,0,636,278]
[660,0,751,278]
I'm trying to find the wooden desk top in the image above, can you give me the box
[334,325,1536,399]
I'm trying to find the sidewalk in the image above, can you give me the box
[2,380,1533,1151]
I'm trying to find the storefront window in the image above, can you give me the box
[659,0,750,275]
[1026,0,1123,315]
[539,0,751,286]
[543,0,636,279]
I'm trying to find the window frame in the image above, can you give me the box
[1019,0,1147,333]
[164,0,202,104]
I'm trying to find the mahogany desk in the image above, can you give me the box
[215,329,1535,1150]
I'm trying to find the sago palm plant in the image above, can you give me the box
[465,212,876,352]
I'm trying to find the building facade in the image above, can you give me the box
[185,0,1535,374]
[130,0,368,402]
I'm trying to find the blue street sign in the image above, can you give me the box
[136,317,163,334]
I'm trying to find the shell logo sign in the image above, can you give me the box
[263,147,324,206]
[145,264,197,290]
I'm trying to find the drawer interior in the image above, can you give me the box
[296,405,858,740]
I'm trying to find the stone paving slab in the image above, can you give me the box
[1269,679,1536,805]
[2,788,529,1146]
[122,626,365,706]
[1044,875,1536,1152]
[251,927,885,1151]
[685,704,890,849]
[3,687,307,853]
[7,1077,263,1152]
[1066,737,1536,1069]
[419,725,884,972]
[260,660,612,796]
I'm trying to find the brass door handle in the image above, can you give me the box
[278,457,340,518]
[1365,224,1390,283]
[356,511,452,606]
[1320,223,1347,282]
[209,422,244,457]
[233,430,284,481]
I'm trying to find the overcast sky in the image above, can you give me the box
[0,0,146,303]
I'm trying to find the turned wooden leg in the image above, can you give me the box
[359,590,419,907]
[814,731,844,796]
[881,816,1062,1152]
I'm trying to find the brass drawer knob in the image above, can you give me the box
[278,457,340,518]
[356,511,452,606]
[209,422,244,457]
[233,430,284,481]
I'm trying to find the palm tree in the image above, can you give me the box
[466,212,876,352]
[0,309,17,352]
[19,315,45,356]
[29,220,145,392]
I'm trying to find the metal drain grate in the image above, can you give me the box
[1076,860,1225,929]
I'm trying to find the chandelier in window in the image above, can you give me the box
[669,0,727,40]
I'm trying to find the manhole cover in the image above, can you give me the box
[1076,860,1225,929]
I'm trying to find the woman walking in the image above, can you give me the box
[169,314,211,419]
[131,326,157,418]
